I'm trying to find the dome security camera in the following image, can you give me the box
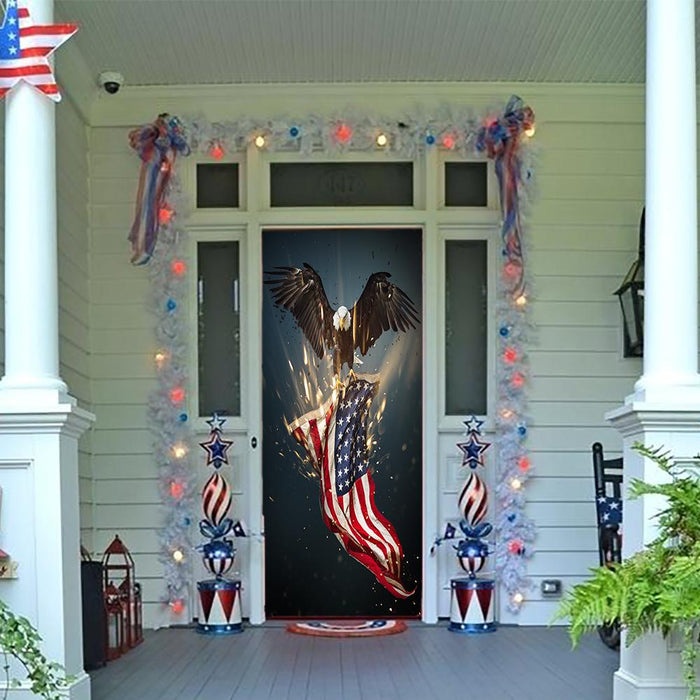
[98,71,124,95]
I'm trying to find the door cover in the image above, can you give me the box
[262,228,422,617]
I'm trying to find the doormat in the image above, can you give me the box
[286,620,407,637]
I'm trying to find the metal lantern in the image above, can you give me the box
[614,209,645,357]
[104,583,127,660]
[102,535,139,648]
[133,582,143,646]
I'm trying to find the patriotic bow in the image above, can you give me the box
[458,520,493,539]
[128,114,190,265]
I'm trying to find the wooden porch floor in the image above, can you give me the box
[90,623,618,699]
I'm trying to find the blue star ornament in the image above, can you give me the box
[199,430,233,467]
[463,415,485,434]
[457,433,491,469]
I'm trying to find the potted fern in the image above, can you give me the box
[554,444,700,699]
[0,600,73,699]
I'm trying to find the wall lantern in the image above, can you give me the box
[102,535,140,648]
[614,209,645,357]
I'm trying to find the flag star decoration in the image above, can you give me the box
[206,413,227,431]
[0,0,78,102]
[457,432,491,470]
[199,430,233,468]
[463,415,484,434]
[596,495,622,526]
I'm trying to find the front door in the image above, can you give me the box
[262,227,422,617]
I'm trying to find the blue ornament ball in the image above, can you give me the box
[289,126,300,138]
[499,325,510,337]
[166,298,177,312]
[179,413,188,422]
[517,423,527,437]
[425,134,436,146]
[507,513,516,523]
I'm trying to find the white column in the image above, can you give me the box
[632,0,700,404]
[0,1,94,698]
[609,1,700,698]
[0,80,66,400]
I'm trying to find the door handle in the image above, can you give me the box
[251,436,258,449]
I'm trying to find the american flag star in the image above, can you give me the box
[457,432,491,469]
[0,1,78,102]
[596,496,622,526]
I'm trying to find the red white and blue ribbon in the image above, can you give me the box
[128,114,190,265]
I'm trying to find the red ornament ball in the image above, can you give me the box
[334,123,353,143]
[171,259,187,276]
[503,347,518,364]
[170,386,185,404]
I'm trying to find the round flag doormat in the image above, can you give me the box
[286,620,407,638]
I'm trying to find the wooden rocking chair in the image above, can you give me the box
[592,441,623,650]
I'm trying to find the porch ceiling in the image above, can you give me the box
[55,0,651,88]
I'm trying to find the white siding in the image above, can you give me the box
[87,84,644,628]
[0,97,93,551]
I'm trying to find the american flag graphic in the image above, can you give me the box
[0,1,77,102]
[289,377,414,599]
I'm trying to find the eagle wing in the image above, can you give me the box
[350,272,420,355]
[265,263,334,360]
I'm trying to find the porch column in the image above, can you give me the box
[608,0,700,698]
[0,0,94,697]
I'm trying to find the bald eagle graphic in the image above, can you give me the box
[266,264,419,376]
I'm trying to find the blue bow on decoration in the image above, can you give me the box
[458,520,493,539]
[199,518,233,540]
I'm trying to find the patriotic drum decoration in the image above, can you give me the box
[196,414,247,635]
[449,578,495,633]
[197,579,242,635]
[457,536,489,577]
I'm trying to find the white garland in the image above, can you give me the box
[136,100,537,614]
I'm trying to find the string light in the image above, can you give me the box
[518,456,531,472]
[172,549,184,563]
[169,386,185,404]
[512,592,524,605]
[500,408,514,420]
[503,347,518,364]
[515,294,527,307]
[254,135,266,148]
[511,372,525,388]
[154,351,167,367]
[170,481,184,499]
[334,123,353,143]
[510,477,523,490]
[172,444,187,459]
[508,539,524,554]
[171,259,187,276]
[503,262,519,278]
[524,124,536,138]
[158,207,173,224]
[442,134,456,149]
[209,142,225,160]
[171,600,185,614]
[376,133,388,147]
[160,161,171,174]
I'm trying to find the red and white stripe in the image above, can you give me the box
[290,394,414,599]
[458,472,488,526]
[0,6,77,102]
[202,472,232,527]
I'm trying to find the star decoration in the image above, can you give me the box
[0,1,78,103]
[457,432,491,469]
[199,430,233,467]
[463,415,484,434]
[206,413,227,431]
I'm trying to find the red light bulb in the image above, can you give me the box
[503,347,518,364]
[172,599,184,614]
[209,142,224,160]
[508,539,523,554]
[171,259,187,276]
[518,456,531,472]
[159,207,173,224]
[334,123,353,143]
[511,372,525,388]
[442,134,456,149]
[170,481,184,499]
[170,387,185,404]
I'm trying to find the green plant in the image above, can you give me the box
[554,443,700,699]
[0,599,73,699]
